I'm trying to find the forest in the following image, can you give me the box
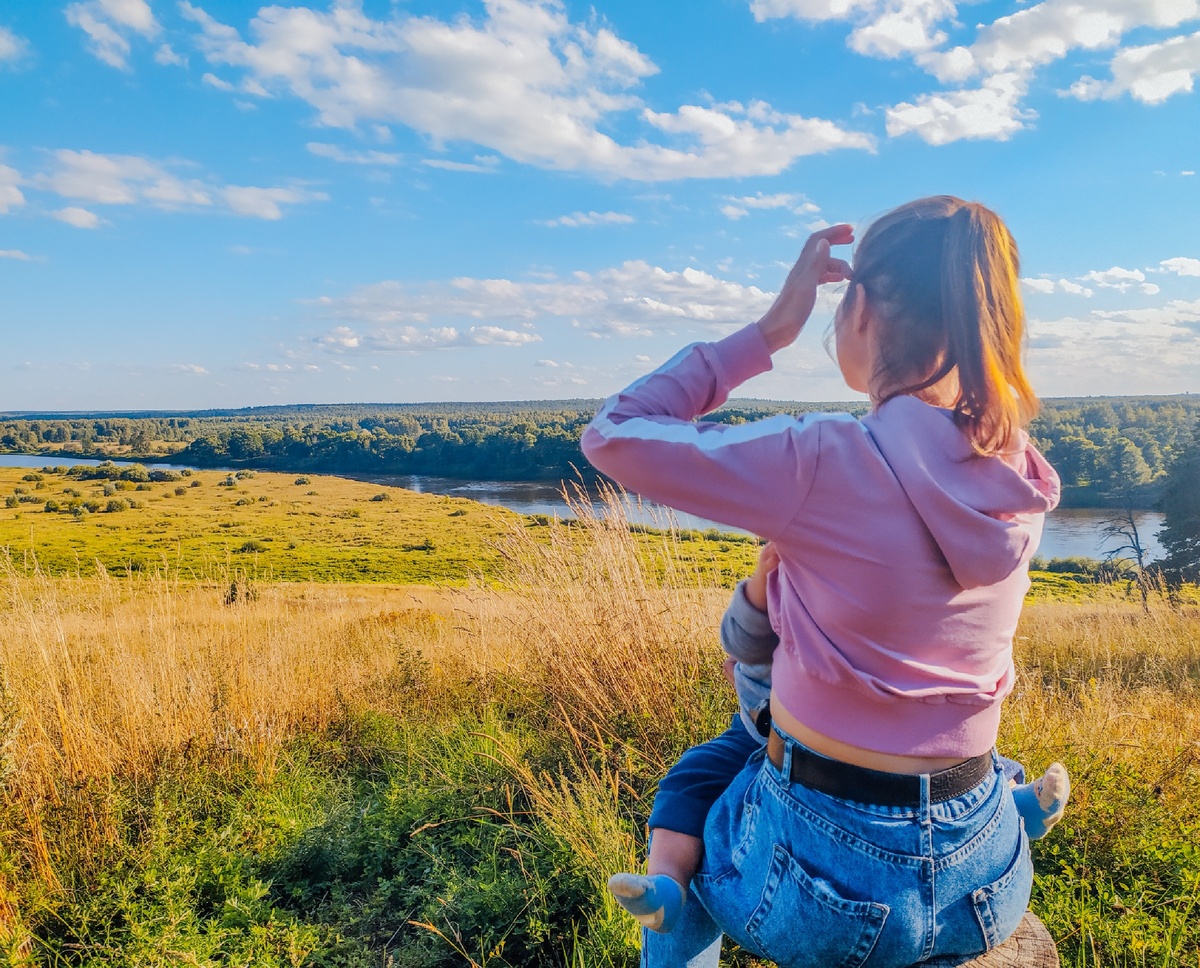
[2,395,1198,509]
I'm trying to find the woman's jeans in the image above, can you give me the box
[642,727,1033,968]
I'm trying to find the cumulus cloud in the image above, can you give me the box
[537,210,634,227]
[1066,30,1200,103]
[311,260,777,356]
[886,72,1033,144]
[52,206,102,228]
[1022,276,1095,296]
[178,0,872,180]
[0,26,29,63]
[0,164,24,213]
[0,249,31,260]
[222,185,329,220]
[307,142,402,165]
[720,192,821,219]
[1080,266,1147,290]
[1161,256,1200,276]
[316,323,540,352]
[422,156,502,173]
[34,149,327,220]
[154,43,186,66]
[1028,299,1200,393]
[66,0,159,69]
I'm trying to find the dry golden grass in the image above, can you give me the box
[0,490,1198,964]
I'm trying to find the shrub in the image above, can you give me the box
[174,487,187,496]
[294,477,310,486]
[234,498,253,506]
[370,492,391,502]
[21,474,43,483]
[236,540,267,554]
[4,496,16,509]
[148,470,180,483]
[135,483,153,491]
[43,500,59,513]
[104,499,128,513]
[190,479,201,488]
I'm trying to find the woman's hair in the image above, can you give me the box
[851,195,1037,455]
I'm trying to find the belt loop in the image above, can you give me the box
[919,772,931,818]
[780,731,793,781]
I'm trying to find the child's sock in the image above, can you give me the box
[1011,762,1070,839]
[607,872,685,934]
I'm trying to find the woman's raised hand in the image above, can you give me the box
[756,224,854,354]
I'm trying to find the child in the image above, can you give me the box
[608,543,1070,933]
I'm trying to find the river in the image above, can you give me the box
[0,454,1166,563]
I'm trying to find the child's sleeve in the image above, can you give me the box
[721,580,779,664]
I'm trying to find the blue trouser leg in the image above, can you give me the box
[640,883,723,968]
[647,716,762,838]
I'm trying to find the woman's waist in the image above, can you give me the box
[770,694,977,774]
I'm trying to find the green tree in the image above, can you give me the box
[1158,420,1200,583]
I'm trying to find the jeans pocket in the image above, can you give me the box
[971,826,1034,950]
[745,844,889,968]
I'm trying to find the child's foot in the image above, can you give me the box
[607,872,685,934]
[1012,762,1070,839]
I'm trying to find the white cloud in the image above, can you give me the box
[312,260,776,355]
[0,26,29,63]
[1080,265,1146,290]
[0,164,25,213]
[316,323,540,353]
[537,210,635,227]
[720,192,821,220]
[1141,282,1161,294]
[924,0,1200,85]
[1027,299,1200,393]
[1066,30,1200,103]
[179,0,871,180]
[850,0,957,58]
[167,363,209,375]
[750,0,875,23]
[1184,169,1197,175]
[39,149,213,208]
[202,71,236,91]
[307,142,402,165]
[222,185,329,220]
[1161,256,1200,276]
[34,149,326,220]
[1022,276,1096,296]
[66,0,159,69]
[52,206,102,229]
[421,157,502,173]
[0,249,31,260]
[886,72,1033,144]
[154,43,185,66]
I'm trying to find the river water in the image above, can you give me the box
[1,455,1166,563]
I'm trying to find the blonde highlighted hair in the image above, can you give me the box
[853,195,1037,455]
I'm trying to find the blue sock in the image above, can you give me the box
[607,872,685,934]
[1011,762,1069,840]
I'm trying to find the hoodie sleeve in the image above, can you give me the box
[581,323,822,540]
[721,580,780,664]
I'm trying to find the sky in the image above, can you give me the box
[1,0,1199,411]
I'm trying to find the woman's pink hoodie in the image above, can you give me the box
[581,323,1061,757]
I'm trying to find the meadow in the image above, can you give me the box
[0,467,1198,966]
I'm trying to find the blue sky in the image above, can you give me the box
[1,0,1198,410]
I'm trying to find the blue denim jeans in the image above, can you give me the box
[642,728,1033,968]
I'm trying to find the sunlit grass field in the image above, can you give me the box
[0,469,1198,966]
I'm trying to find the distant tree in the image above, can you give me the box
[1158,420,1200,583]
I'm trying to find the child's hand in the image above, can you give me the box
[744,542,780,612]
[756,224,854,354]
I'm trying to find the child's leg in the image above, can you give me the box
[608,718,760,934]
[1011,762,1070,839]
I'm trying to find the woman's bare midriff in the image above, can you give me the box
[770,693,971,775]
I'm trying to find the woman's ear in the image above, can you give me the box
[846,283,871,335]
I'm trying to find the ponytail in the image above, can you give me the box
[854,196,1038,455]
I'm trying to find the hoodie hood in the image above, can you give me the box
[862,397,1061,589]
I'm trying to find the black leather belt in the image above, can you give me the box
[766,731,993,807]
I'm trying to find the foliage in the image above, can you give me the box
[1157,419,1200,583]
[5,395,1198,506]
